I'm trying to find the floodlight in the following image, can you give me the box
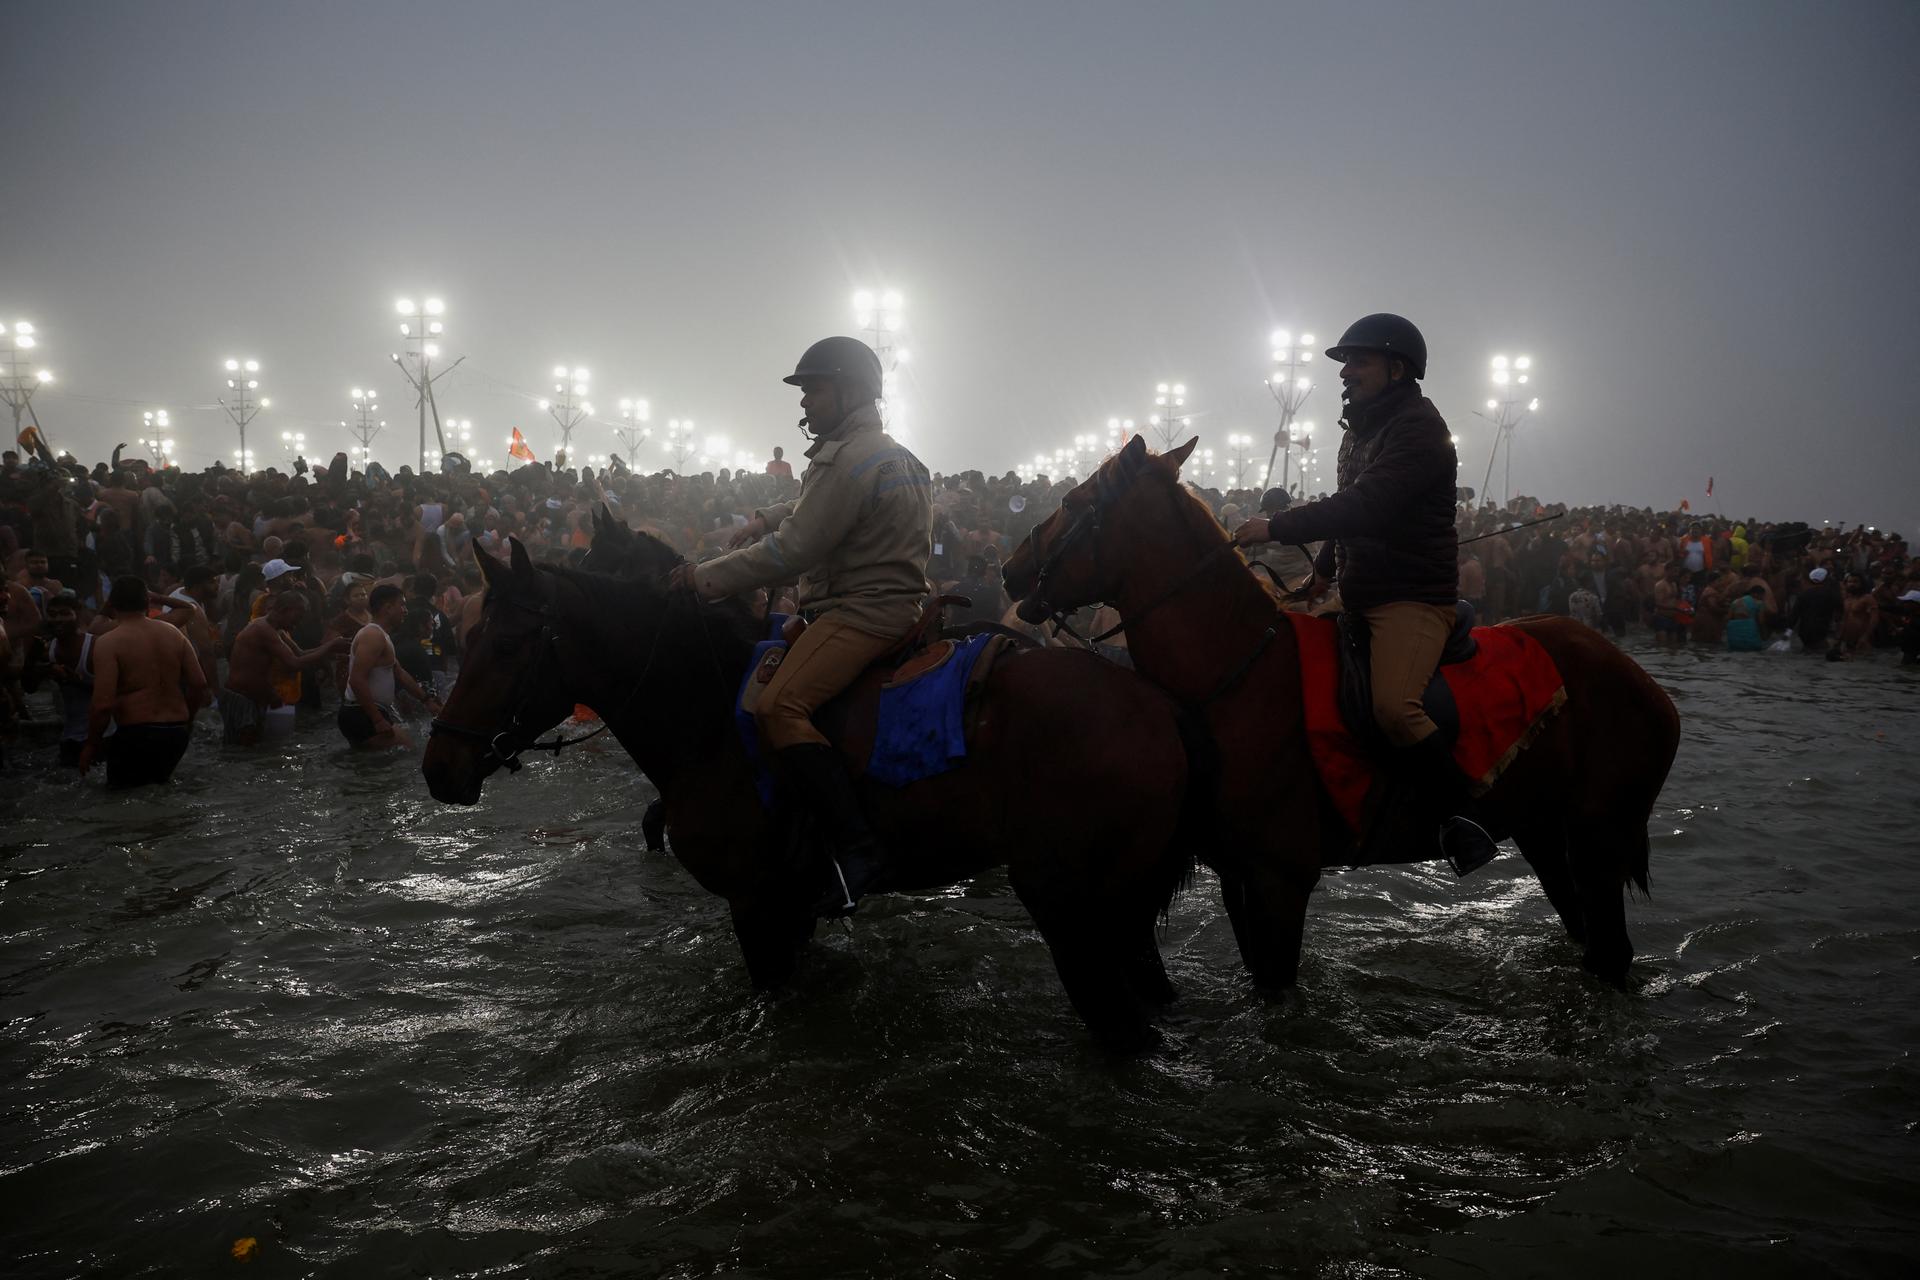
[15,336,33,350]
[424,298,444,315]
[1491,355,1509,370]
[14,322,32,335]
[225,359,240,371]
[396,298,416,315]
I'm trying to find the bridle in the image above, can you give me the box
[1019,454,1302,705]
[428,573,672,774]
[1023,456,1243,646]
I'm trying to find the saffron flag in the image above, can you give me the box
[508,428,536,462]
[1707,475,1715,496]
[1680,498,1691,512]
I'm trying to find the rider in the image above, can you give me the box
[1233,313,1498,874]
[669,336,934,913]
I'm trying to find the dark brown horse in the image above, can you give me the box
[1002,436,1680,989]
[422,535,1201,1049]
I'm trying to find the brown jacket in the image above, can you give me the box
[697,405,933,636]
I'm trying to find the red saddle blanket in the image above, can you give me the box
[1282,612,1567,835]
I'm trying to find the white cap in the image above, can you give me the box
[1808,567,1828,582]
[262,558,298,582]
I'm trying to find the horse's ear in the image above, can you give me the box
[507,535,536,579]
[1162,436,1200,472]
[591,504,609,533]
[1122,434,1149,466]
[474,540,505,585]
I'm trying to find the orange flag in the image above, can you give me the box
[508,428,536,462]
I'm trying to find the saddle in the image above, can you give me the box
[1334,601,1479,756]
[735,597,1018,802]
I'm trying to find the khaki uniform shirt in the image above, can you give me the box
[696,405,933,637]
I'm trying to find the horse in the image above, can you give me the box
[421,534,1203,1050]
[1001,436,1680,990]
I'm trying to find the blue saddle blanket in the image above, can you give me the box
[734,622,996,805]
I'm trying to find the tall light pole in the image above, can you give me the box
[853,288,909,435]
[662,417,697,471]
[1263,328,1316,496]
[392,296,463,474]
[539,365,593,464]
[220,358,269,474]
[140,411,175,469]
[1226,432,1257,488]
[1480,354,1540,508]
[1150,382,1191,452]
[615,397,651,468]
[0,322,54,448]
[346,387,385,465]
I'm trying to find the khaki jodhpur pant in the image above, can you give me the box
[757,613,904,751]
[1364,601,1457,748]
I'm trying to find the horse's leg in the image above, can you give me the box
[727,896,815,989]
[1510,821,1585,945]
[1121,914,1177,1006]
[1217,861,1319,997]
[1566,821,1641,985]
[1010,876,1158,1053]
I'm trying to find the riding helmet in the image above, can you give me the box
[1325,313,1427,380]
[783,336,884,399]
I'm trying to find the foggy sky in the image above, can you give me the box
[5,0,1917,532]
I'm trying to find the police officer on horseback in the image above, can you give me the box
[669,336,933,913]
[1233,313,1497,873]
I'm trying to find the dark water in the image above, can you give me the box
[3,642,1916,1278]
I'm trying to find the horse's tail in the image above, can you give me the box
[1165,703,1220,907]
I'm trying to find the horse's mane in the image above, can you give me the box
[544,563,762,651]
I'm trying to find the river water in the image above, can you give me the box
[2,640,1915,1278]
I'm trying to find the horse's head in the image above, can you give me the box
[423,536,588,805]
[1002,435,1200,622]
[580,503,685,580]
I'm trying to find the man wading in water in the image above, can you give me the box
[669,336,933,915]
[1233,313,1498,874]
[340,583,440,749]
[80,575,210,787]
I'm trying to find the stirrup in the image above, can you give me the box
[1440,816,1499,877]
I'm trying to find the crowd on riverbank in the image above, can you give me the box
[2,440,1916,775]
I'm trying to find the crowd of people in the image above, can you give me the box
[2,434,1915,786]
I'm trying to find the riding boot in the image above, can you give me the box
[1403,733,1501,877]
[776,742,889,917]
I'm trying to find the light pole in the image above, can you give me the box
[346,387,385,465]
[1150,382,1191,452]
[0,321,54,449]
[392,295,464,474]
[615,397,651,469]
[140,411,175,469]
[662,418,697,471]
[220,358,270,474]
[1263,329,1316,496]
[1480,354,1540,508]
[853,288,909,434]
[539,365,593,464]
[1226,432,1257,488]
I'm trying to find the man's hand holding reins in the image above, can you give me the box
[1233,516,1271,546]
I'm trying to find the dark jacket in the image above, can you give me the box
[1263,383,1459,610]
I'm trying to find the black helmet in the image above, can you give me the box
[1325,313,1427,380]
[783,336,883,399]
[1258,486,1293,514]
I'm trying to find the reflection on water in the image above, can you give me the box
[1,642,1915,1277]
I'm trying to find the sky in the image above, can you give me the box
[4,0,1917,531]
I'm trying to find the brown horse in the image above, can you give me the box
[1002,436,1680,989]
[422,535,1201,1050]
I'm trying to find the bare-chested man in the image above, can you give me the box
[158,563,223,695]
[222,593,348,746]
[1834,572,1880,658]
[340,583,440,749]
[80,575,209,787]
[14,550,64,610]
